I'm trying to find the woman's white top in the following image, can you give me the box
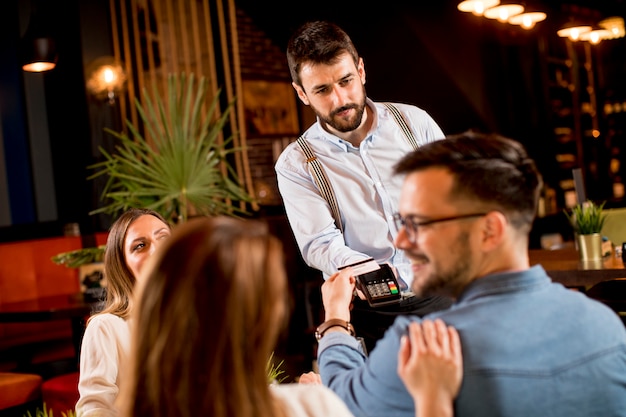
[272,383,355,417]
[75,313,352,417]
[76,313,130,417]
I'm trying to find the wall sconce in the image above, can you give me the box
[457,0,500,16]
[21,1,57,72]
[85,57,127,105]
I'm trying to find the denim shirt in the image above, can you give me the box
[274,99,444,282]
[317,266,626,417]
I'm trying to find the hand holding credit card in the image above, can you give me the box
[339,259,402,307]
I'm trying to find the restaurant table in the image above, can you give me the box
[0,293,100,365]
[529,246,626,290]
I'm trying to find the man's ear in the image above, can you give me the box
[482,211,506,250]
[358,57,366,85]
[292,82,310,106]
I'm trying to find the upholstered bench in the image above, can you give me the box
[41,371,79,416]
[0,372,42,411]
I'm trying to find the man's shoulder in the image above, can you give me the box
[373,100,427,114]
[274,139,306,171]
[275,127,336,168]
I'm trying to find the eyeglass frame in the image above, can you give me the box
[393,212,490,243]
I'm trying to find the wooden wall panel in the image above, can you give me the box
[108,0,255,211]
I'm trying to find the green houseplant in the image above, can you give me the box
[565,200,607,235]
[51,246,106,268]
[266,351,289,384]
[564,200,607,262]
[88,73,254,224]
[23,402,75,417]
[51,245,106,300]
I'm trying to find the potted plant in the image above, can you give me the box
[51,246,105,268]
[23,402,75,417]
[564,200,607,262]
[51,246,106,301]
[266,351,288,384]
[88,72,254,224]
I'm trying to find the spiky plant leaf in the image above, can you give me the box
[88,73,254,223]
[267,351,289,384]
[23,402,76,417]
[564,200,607,235]
[51,245,106,268]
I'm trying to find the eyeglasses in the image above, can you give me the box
[393,212,489,243]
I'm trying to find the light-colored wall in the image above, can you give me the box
[602,208,626,247]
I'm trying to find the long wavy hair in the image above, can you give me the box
[120,216,290,417]
[95,208,169,321]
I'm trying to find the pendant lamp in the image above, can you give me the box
[508,10,547,29]
[578,26,613,44]
[21,1,57,72]
[557,22,592,41]
[483,1,524,22]
[598,16,625,40]
[457,0,500,16]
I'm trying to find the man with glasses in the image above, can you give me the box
[312,131,626,416]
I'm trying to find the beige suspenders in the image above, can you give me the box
[382,102,419,149]
[297,135,344,231]
[297,103,419,231]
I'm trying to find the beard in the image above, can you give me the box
[313,86,367,133]
[410,231,472,299]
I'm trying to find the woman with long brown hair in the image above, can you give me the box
[119,216,354,417]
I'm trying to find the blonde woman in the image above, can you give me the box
[76,208,171,417]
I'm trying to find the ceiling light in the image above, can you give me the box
[484,3,524,22]
[598,16,625,39]
[21,2,57,72]
[579,27,612,44]
[557,21,592,41]
[457,0,500,16]
[22,38,57,72]
[508,11,547,29]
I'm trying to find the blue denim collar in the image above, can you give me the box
[457,265,550,304]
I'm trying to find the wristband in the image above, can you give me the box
[315,319,355,341]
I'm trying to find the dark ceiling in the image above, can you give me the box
[236,0,626,52]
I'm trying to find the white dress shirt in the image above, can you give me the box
[275,99,444,286]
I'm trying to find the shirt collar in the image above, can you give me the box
[457,265,551,304]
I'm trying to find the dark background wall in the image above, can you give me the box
[237,0,626,188]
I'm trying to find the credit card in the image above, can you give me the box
[338,258,380,276]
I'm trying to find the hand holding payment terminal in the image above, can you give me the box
[339,258,402,307]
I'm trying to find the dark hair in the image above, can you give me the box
[394,131,543,231]
[286,20,359,87]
